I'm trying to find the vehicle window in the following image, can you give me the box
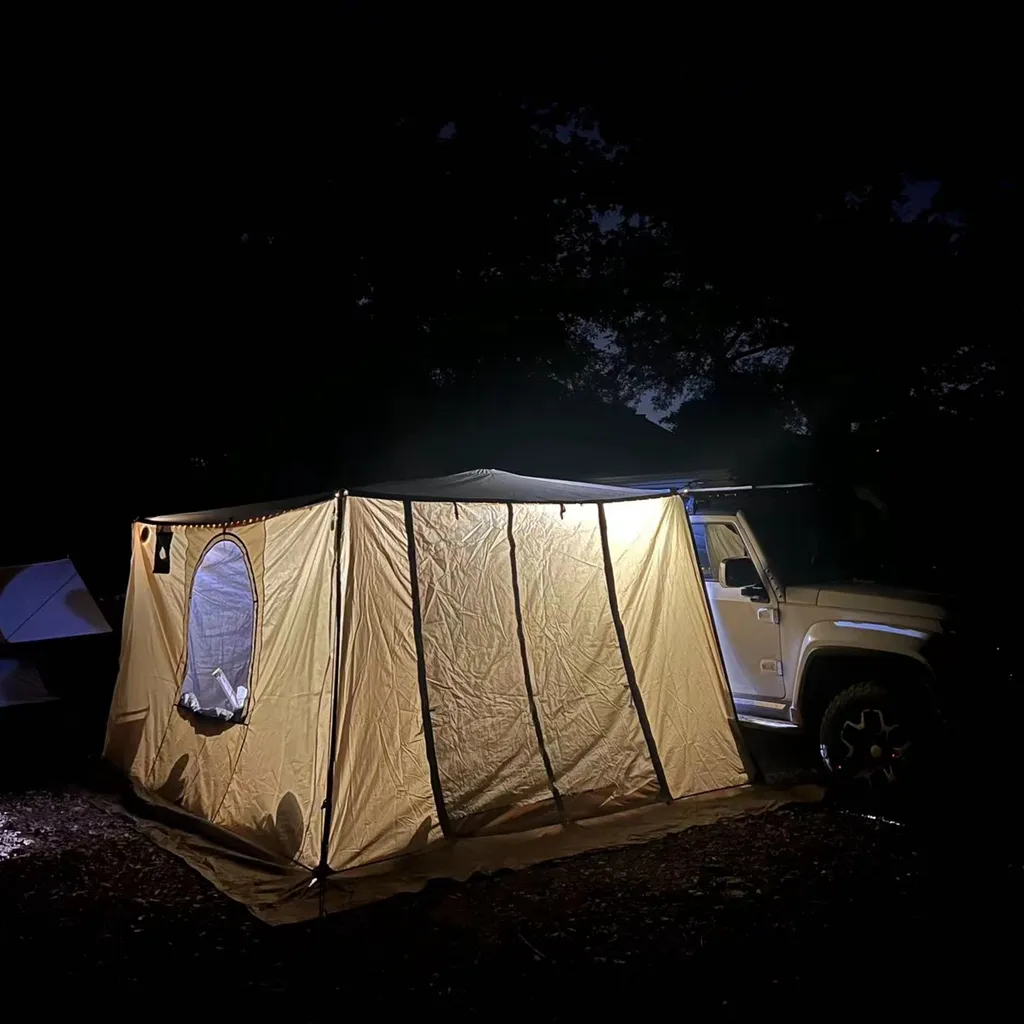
[691,523,713,579]
[691,522,748,582]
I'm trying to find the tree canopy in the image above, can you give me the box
[7,60,1016,581]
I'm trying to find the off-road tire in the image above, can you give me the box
[818,680,920,791]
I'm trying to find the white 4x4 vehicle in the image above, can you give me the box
[684,485,953,789]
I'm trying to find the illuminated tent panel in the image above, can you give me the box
[105,470,747,910]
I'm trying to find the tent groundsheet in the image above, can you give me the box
[105,470,780,919]
[94,779,822,924]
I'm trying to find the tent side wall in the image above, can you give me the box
[104,500,337,869]
[603,498,746,797]
[327,494,746,873]
[326,498,438,870]
[510,503,659,818]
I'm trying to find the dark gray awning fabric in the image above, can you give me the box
[141,494,334,526]
[350,469,664,503]
[141,470,664,527]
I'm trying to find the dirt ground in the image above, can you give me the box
[1,723,1017,1015]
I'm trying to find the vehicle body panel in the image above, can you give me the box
[692,512,947,732]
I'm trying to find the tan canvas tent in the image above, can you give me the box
[105,469,754,917]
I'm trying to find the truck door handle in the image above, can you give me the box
[757,607,779,624]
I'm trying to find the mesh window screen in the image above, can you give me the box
[179,539,255,722]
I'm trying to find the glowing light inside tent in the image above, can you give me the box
[602,497,666,546]
[532,497,665,545]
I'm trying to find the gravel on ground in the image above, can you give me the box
[1,781,1016,1014]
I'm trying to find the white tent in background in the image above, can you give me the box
[105,469,756,921]
[0,558,111,645]
[0,558,111,708]
[0,658,52,709]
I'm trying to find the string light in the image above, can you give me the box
[146,500,339,531]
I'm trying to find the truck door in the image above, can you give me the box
[691,517,785,700]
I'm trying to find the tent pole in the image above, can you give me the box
[403,500,452,838]
[316,492,346,912]
[506,503,566,824]
[597,502,671,803]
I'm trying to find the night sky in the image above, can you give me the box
[3,47,1015,600]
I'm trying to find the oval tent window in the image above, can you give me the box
[179,539,255,722]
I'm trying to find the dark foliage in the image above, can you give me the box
[5,41,1015,601]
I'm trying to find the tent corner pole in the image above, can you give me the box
[315,492,346,912]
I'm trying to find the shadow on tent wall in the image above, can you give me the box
[115,750,308,866]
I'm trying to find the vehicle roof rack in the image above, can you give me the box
[680,481,814,494]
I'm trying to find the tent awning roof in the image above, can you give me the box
[142,494,333,526]
[350,469,664,502]
[141,470,669,526]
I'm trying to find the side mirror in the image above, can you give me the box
[718,557,762,590]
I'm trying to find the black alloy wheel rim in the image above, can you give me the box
[823,707,912,786]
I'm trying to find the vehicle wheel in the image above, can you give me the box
[818,681,921,790]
